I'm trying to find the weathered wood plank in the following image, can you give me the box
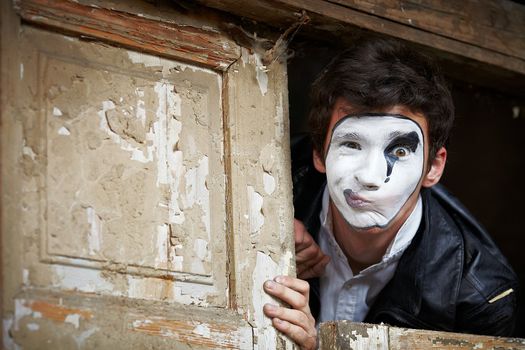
[329,0,525,61]
[194,0,525,83]
[11,290,253,349]
[319,321,525,350]
[13,0,241,71]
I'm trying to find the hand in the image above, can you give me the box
[295,219,330,279]
[263,276,317,350]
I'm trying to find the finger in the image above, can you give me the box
[294,220,312,250]
[272,318,317,350]
[264,278,310,310]
[298,255,330,279]
[296,241,323,262]
[263,303,314,327]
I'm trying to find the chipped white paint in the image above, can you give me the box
[173,93,182,117]
[279,250,294,276]
[275,93,284,139]
[19,62,24,80]
[22,269,29,286]
[263,173,276,195]
[127,50,216,75]
[183,156,210,236]
[252,252,279,350]
[14,299,34,331]
[136,96,146,127]
[73,327,99,348]
[192,323,211,337]
[86,207,101,255]
[52,265,114,294]
[347,324,389,350]
[169,244,184,271]
[65,313,80,328]
[127,276,214,305]
[58,126,70,135]
[254,53,268,96]
[3,317,17,350]
[155,81,186,227]
[22,139,36,161]
[194,239,208,260]
[155,224,168,268]
[53,107,63,117]
[247,186,264,234]
[97,100,155,163]
[191,239,208,274]
[26,323,39,331]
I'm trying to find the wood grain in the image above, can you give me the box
[14,0,240,71]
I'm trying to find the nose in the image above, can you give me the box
[354,150,385,191]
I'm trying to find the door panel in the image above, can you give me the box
[2,1,295,348]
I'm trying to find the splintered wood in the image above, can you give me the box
[319,321,525,350]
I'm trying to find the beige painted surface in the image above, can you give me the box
[1,2,295,348]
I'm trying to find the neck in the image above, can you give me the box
[329,201,406,274]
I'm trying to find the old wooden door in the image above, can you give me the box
[1,1,295,349]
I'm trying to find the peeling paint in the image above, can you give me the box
[263,173,276,195]
[22,139,36,161]
[3,316,16,350]
[155,224,168,268]
[348,324,389,349]
[247,186,264,234]
[97,100,155,163]
[252,252,279,350]
[52,265,114,293]
[183,156,210,235]
[127,50,216,75]
[14,299,34,331]
[53,107,63,117]
[275,93,284,139]
[65,313,80,328]
[58,126,70,135]
[26,323,40,331]
[192,323,211,337]
[23,269,29,286]
[86,207,102,255]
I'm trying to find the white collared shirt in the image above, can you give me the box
[318,187,423,323]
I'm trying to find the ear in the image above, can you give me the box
[313,149,326,173]
[422,147,447,187]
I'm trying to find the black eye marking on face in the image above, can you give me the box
[383,131,420,183]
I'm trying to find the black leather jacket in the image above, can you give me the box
[292,135,519,336]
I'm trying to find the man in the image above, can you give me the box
[263,38,518,349]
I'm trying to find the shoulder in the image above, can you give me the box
[426,186,519,336]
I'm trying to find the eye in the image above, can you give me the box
[341,141,361,150]
[392,146,410,157]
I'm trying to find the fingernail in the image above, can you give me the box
[274,276,283,283]
[265,280,275,289]
[265,304,276,311]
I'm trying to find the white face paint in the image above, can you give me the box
[325,114,425,229]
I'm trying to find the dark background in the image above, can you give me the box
[287,40,525,337]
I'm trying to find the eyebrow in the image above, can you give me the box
[332,132,361,142]
[388,130,420,142]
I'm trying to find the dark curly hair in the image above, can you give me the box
[308,37,454,160]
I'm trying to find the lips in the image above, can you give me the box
[344,189,370,208]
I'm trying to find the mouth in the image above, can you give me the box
[344,189,370,208]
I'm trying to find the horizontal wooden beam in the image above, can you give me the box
[194,0,525,96]
[13,0,241,71]
[319,321,525,349]
[329,0,525,62]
